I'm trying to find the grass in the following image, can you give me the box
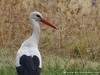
[0,61,100,75]
[0,49,100,75]
[0,66,16,75]
[0,62,100,75]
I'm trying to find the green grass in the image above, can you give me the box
[0,58,100,75]
[42,57,100,75]
[0,62,100,75]
[0,66,16,75]
[0,49,100,75]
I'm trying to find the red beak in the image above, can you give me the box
[40,18,57,29]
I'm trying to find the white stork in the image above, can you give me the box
[16,11,57,75]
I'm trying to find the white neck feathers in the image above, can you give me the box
[21,19,40,48]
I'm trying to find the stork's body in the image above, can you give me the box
[16,12,57,75]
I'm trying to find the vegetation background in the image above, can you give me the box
[0,0,100,75]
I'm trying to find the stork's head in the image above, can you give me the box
[29,11,57,29]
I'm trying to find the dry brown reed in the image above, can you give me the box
[0,0,100,60]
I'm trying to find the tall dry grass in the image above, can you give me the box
[0,0,100,60]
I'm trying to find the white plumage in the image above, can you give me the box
[16,11,57,75]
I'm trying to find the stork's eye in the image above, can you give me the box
[36,15,41,18]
